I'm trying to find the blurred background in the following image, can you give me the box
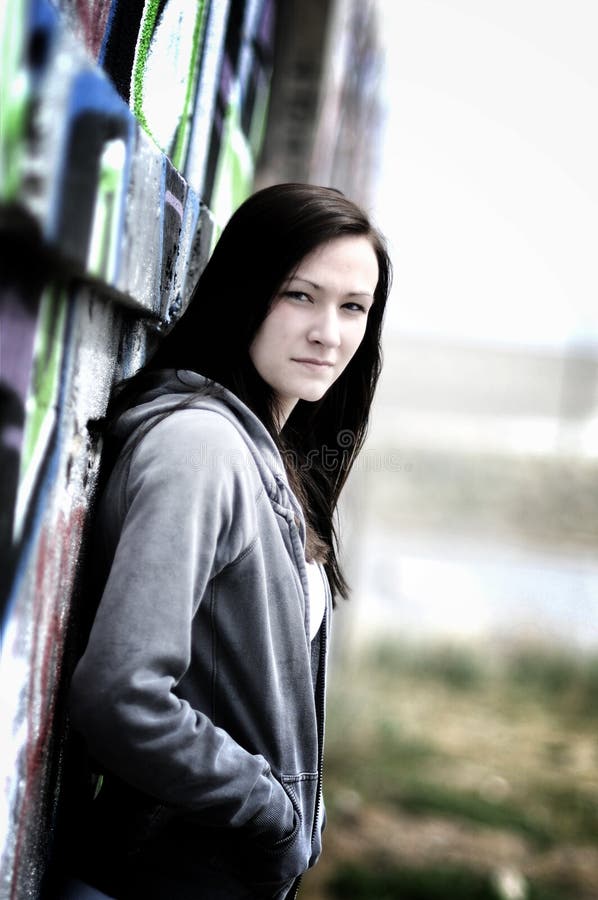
[305,3,598,899]
[1,1,597,897]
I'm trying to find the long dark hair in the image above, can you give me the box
[112,183,391,600]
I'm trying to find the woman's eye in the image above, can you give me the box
[284,291,311,303]
[343,302,368,313]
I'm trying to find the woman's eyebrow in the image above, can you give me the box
[287,276,373,300]
[346,291,375,300]
[286,275,320,289]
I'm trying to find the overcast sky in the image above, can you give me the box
[375,0,598,350]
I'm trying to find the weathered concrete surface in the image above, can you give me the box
[0,0,276,896]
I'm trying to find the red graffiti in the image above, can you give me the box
[75,0,113,60]
[10,504,87,900]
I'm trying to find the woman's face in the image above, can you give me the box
[249,234,379,427]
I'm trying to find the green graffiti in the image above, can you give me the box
[0,0,30,200]
[131,0,162,136]
[87,139,126,281]
[210,88,255,242]
[171,0,207,170]
[131,0,207,164]
[14,286,68,541]
[248,75,272,161]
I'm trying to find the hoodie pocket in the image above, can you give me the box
[280,772,319,851]
[268,773,318,866]
[233,772,318,892]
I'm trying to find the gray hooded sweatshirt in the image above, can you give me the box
[68,370,329,900]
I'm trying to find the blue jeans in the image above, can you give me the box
[61,880,115,899]
[59,873,293,899]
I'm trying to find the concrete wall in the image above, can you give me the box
[0,1,275,896]
[256,0,384,207]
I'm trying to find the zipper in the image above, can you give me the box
[311,612,327,845]
[299,588,329,898]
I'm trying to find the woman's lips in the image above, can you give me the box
[292,358,334,367]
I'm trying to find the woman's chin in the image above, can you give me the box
[298,387,329,404]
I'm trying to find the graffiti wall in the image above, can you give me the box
[0,0,275,896]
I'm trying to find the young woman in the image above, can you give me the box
[63,183,391,900]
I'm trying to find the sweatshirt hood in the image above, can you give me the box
[109,369,304,526]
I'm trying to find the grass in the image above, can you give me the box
[301,639,598,900]
[367,640,488,691]
[364,638,598,719]
[391,782,554,848]
[328,862,568,900]
[337,641,598,843]
[503,645,598,719]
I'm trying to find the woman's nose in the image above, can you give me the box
[308,308,341,347]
